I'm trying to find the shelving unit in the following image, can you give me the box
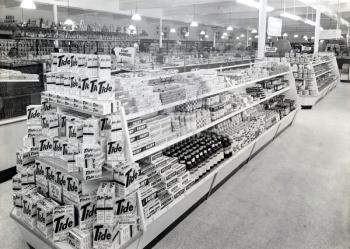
[293,55,340,108]
[10,61,299,249]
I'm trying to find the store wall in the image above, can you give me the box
[0,121,26,171]
[0,5,214,41]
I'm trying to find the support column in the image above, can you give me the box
[53,4,59,50]
[213,31,216,48]
[159,17,163,49]
[314,9,321,54]
[257,0,267,59]
[53,4,58,24]
[246,30,249,47]
[347,26,350,49]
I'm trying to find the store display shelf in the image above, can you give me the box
[0,92,41,100]
[48,101,113,117]
[313,59,333,67]
[14,37,139,42]
[0,115,27,126]
[294,77,313,81]
[10,208,143,249]
[299,81,336,107]
[315,69,332,78]
[132,86,291,161]
[135,109,298,248]
[126,71,289,120]
[0,79,39,83]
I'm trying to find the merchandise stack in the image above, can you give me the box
[286,52,339,108]
[11,53,143,249]
[10,55,299,249]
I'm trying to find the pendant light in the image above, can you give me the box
[170,28,176,33]
[200,30,205,35]
[226,7,233,31]
[251,28,257,34]
[190,5,198,27]
[131,0,142,21]
[20,0,36,9]
[64,0,74,26]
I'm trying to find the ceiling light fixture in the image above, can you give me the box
[200,30,205,35]
[170,28,176,33]
[190,21,198,27]
[303,19,315,26]
[190,4,199,27]
[236,37,240,40]
[240,34,245,37]
[311,36,315,39]
[320,27,324,30]
[251,28,257,33]
[303,35,308,40]
[20,0,36,9]
[223,32,228,36]
[227,25,233,31]
[185,32,189,37]
[255,35,258,38]
[248,37,252,40]
[205,34,209,38]
[294,34,298,38]
[131,0,142,21]
[283,32,288,37]
[236,0,274,12]
[131,13,142,21]
[64,0,74,27]
[280,12,302,21]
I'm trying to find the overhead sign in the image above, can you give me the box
[319,29,342,39]
[114,47,135,64]
[268,17,282,37]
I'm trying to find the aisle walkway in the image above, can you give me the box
[0,84,349,249]
[154,83,350,249]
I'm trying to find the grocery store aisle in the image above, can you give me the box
[0,84,349,249]
[154,83,350,249]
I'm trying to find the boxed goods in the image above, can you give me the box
[92,223,119,249]
[36,198,59,238]
[68,228,92,249]
[78,194,97,231]
[22,190,45,228]
[53,205,75,242]
[115,192,138,225]
[113,163,140,196]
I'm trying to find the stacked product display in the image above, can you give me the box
[10,54,299,249]
[10,53,143,249]
[286,52,340,108]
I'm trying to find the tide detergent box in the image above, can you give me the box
[53,205,75,242]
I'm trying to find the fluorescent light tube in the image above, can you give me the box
[303,19,315,26]
[20,0,36,9]
[280,12,302,21]
[236,0,274,12]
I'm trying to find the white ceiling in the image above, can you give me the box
[6,0,350,34]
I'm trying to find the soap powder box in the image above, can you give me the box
[113,163,140,197]
[53,205,75,242]
[92,222,119,249]
[36,198,59,238]
[115,191,138,225]
[26,105,42,126]
[22,190,45,228]
[78,193,97,232]
[68,228,92,249]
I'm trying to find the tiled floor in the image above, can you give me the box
[1,83,350,249]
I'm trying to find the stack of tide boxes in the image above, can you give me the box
[11,53,142,249]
